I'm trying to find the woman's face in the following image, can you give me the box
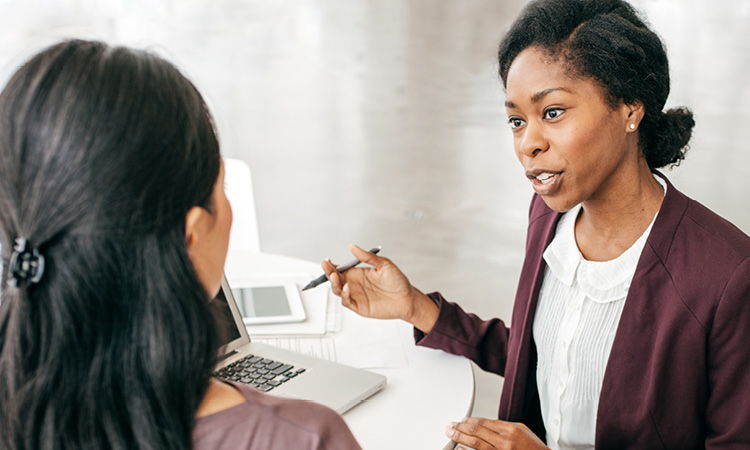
[504,46,639,212]
[186,161,233,298]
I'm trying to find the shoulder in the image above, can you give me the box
[647,181,750,326]
[193,382,361,450]
[661,191,750,272]
[654,173,750,262]
[678,197,750,306]
[681,197,750,258]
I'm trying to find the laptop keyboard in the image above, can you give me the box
[215,354,306,392]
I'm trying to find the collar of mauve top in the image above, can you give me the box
[542,176,667,303]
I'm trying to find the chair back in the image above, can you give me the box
[223,157,261,253]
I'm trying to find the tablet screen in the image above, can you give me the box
[232,286,292,318]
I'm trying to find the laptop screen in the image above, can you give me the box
[210,276,251,358]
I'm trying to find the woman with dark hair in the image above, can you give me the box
[0,40,359,449]
[322,0,750,448]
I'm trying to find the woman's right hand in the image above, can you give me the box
[321,245,439,332]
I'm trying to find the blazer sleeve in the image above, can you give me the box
[705,257,750,448]
[413,292,510,376]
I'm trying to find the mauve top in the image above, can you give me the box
[192,381,361,450]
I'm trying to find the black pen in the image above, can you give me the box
[301,246,382,291]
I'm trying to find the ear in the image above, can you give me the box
[624,101,645,132]
[185,206,210,253]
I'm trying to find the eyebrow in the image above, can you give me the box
[504,87,573,109]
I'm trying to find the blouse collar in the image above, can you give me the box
[542,176,666,303]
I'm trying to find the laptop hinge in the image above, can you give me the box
[217,348,240,363]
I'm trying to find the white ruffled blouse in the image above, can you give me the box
[532,176,666,450]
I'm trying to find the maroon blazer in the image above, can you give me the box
[416,173,750,448]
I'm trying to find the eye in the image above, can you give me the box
[543,107,565,120]
[508,116,525,129]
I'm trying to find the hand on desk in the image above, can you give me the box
[446,418,549,450]
[321,244,439,333]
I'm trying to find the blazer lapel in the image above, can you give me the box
[595,172,689,445]
[501,198,562,420]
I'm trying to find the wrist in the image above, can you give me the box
[405,287,439,334]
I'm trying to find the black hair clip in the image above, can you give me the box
[8,237,45,287]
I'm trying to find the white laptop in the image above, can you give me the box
[211,275,386,414]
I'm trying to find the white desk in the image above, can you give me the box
[225,251,474,450]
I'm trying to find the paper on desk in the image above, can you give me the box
[256,312,409,369]
[254,336,338,361]
[246,284,330,336]
[333,314,409,369]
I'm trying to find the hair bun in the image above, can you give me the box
[643,107,695,168]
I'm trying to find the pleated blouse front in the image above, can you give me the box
[532,177,664,450]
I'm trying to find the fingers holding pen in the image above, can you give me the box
[321,258,336,276]
[321,259,345,295]
[349,244,385,268]
[340,281,358,312]
[320,259,359,312]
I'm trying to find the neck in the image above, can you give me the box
[195,378,246,418]
[575,157,664,260]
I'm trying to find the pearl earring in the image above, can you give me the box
[629,123,636,130]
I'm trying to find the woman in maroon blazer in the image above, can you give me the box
[322,0,750,448]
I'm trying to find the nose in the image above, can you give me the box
[518,120,548,158]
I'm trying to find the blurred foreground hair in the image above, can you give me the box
[0,40,221,449]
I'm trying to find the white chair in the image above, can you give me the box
[223,157,261,254]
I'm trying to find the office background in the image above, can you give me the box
[2,0,748,418]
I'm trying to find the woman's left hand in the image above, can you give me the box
[445,417,549,450]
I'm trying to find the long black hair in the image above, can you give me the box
[0,40,221,449]
[498,0,695,168]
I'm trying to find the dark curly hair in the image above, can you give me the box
[498,0,695,168]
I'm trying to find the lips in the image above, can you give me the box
[535,172,557,184]
[525,168,564,195]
